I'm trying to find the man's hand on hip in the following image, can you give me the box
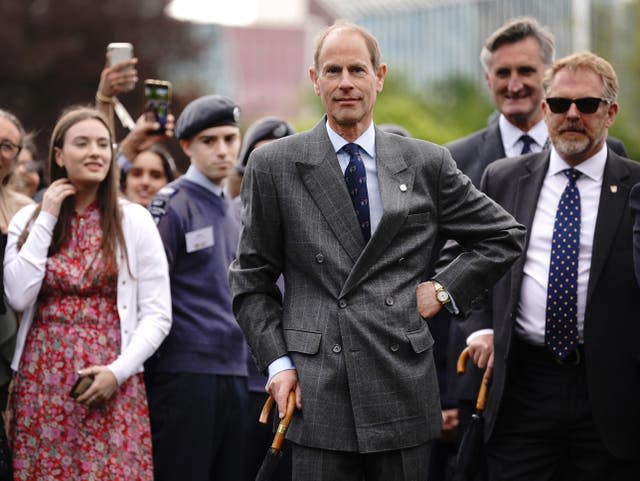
[416,281,443,319]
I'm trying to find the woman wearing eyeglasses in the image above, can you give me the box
[0,111,34,234]
[4,106,171,480]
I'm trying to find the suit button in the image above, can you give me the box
[398,257,405,264]
[385,296,394,306]
[315,253,324,264]
[332,344,342,353]
[339,300,347,308]
[390,344,400,352]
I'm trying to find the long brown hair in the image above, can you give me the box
[19,106,128,268]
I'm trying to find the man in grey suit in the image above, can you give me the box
[466,52,640,480]
[229,21,525,481]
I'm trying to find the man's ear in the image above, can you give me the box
[179,139,192,157]
[309,67,320,96]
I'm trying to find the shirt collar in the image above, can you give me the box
[184,165,224,196]
[325,121,376,158]
[548,142,608,181]
[499,114,548,150]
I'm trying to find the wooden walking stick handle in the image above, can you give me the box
[456,346,490,411]
[258,392,297,452]
[456,347,471,374]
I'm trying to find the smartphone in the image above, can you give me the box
[107,42,135,92]
[144,79,172,133]
[107,42,134,66]
[69,375,94,399]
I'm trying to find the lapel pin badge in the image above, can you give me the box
[610,185,618,193]
[399,184,407,192]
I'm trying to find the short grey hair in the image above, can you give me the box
[480,17,555,72]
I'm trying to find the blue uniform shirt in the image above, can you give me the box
[150,168,247,376]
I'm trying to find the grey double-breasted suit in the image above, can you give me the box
[229,119,525,453]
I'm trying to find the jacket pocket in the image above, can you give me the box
[405,324,434,353]
[405,211,431,225]
[283,328,322,355]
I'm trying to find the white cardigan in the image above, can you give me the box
[4,199,172,385]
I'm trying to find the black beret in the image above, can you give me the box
[175,94,240,140]
[236,117,295,175]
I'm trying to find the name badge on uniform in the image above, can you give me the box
[185,226,214,253]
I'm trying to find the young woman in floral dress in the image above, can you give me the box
[3,107,172,480]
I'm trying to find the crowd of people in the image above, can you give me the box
[0,14,638,481]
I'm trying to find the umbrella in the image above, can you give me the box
[255,391,296,481]
[452,347,491,481]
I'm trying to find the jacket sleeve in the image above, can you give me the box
[430,147,525,316]
[107,204,172,384]
[4,205,56,312]
[228,151,287,372]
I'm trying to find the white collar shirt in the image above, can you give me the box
[515,143,608,344]
[499,115,548,157]
[326,121,383,235]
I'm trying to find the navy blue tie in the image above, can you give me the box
[545,168,581,360]
[520,134,534,154]
[343,143,371,242]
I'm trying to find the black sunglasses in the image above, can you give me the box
[545,97,611,114]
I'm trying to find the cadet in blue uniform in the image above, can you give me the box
[147,95,247,481]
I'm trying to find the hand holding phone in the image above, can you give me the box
[106,42,136,92]
[143,79,172,133]
[70,375,94,399]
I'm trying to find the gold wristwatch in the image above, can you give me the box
[432,281,451,305]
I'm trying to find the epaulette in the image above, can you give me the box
[149,186,178,224]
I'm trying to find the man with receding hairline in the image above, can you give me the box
[230,22,524,480]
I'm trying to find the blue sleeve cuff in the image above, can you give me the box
[266,356,296,389]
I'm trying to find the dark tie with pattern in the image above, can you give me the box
[519,134,535,154]
[343,143,371,242]
[545,168,581,360]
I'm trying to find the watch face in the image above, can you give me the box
[437,291,449,303]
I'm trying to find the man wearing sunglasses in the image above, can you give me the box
[463,52,640,480]
[438,19,628,474]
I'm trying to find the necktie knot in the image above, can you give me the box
[343,143,360,157]
[562,168,581,184]
[519,134,535,154]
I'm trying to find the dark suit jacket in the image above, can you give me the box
[630,183,640,286]
[229,119,525,453]
[447,120,628,187]
[468,149,640,459]
[444,123,629,403]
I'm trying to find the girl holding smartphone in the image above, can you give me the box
[4,107,171,480]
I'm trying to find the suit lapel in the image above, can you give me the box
[509,153,549,302]
[341,130,413,297]
[295,120,365,263]
[479,122,506,170]
[587,150,631,301]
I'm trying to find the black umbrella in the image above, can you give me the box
[452,347,491,481]
[255,391,296,481]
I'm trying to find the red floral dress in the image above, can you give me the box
[10,204,153,480]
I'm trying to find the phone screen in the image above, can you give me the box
[144,81,171,132]
[144,80,171,131]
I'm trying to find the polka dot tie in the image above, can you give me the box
[519,134,535,154]
[545,168,581,360]
[343,143,371,243]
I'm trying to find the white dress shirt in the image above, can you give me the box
[327,121,383,234]
[499,115,548,157]
[514,144,607,344]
